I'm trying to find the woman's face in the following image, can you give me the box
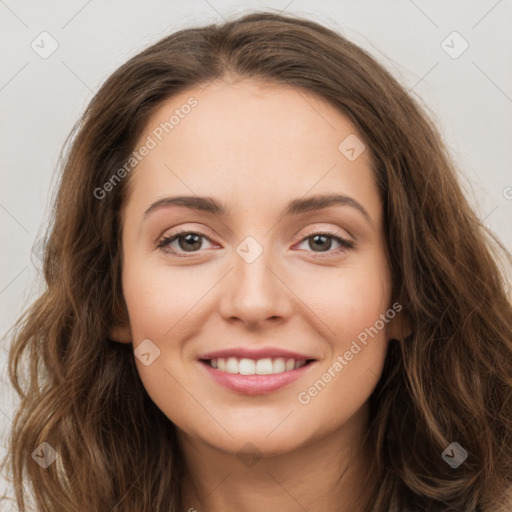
[111,77,396,455]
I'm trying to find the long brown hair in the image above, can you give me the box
[2,11,512,512]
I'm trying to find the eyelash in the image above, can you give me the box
[156,229,355,258]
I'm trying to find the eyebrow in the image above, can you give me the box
[143,194,372,224]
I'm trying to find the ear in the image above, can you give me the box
[109,296,132,344]
[386,304,412,341]
[110,323,132,344]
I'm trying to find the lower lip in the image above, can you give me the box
[199,360,316,395]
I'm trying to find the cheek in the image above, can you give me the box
[293,253,392,349]
[293,258,392,423]
[120,258,218,430]
[121,256,210,341]
[121,259,205,432]
[330,274,391,349]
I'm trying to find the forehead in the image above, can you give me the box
[123,78,380,223]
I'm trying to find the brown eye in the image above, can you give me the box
[175,233,203,252]
[296,231,354,255]
[157,231,214,256]
[307,234,333,252]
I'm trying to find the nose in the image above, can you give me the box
[218,242,293,329]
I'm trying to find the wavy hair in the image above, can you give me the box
[2,10,512,512]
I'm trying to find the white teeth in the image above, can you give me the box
[239,358,255,375]
[285,358,295,371]
[255,358,273,375]
[273,358,285,373]
[226,357,239,374]
[208,357,309,375]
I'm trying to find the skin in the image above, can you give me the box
[110,76,401,512]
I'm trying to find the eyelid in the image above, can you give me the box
[153,223,216,245]
[297,225,354,244]
[292,228,355,256]
[157,223,353,243]
[156,228,217,253]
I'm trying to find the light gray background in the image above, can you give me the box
[1,0,511,502]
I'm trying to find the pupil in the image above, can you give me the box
[180,233,202,251]
[311,234,331,251]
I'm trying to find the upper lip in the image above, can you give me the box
[198,347,316,361]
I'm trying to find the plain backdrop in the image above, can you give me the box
[1,0,511,501]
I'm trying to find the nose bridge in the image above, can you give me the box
[220,234,290,325]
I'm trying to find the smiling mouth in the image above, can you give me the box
[200,357,316,376]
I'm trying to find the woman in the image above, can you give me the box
[2,11,511,512]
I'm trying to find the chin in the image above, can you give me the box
[189,421,314,458]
